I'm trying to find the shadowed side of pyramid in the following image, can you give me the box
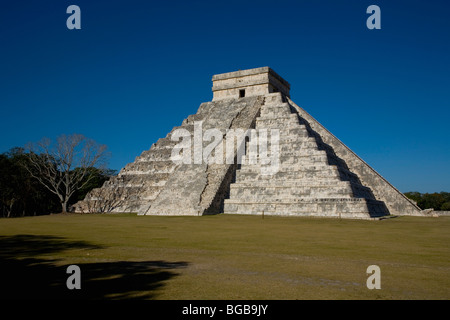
[224,93,392,219]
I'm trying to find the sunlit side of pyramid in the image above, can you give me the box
[73,67,423,219]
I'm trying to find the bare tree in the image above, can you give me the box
[23,134,110,213]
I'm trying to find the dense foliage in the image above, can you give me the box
[0,148,115,217]
[404,191,450,211]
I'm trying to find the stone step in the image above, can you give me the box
[261,106,290,114]
[263,93,287,105]
[229,185,356,199]
[260,104,292,116]
[285,126,310,137]
[224,197,365,205]
[223,198,389,218]
[86,184,165,204]
[230,179,353,188]
[256,123,303,130]
[72,198,149,213]
[255,131,311,144]
[239,151,327,163]
[241,148,328,159]
[275,135,315,143]
[138,148,174,161]
[281,157,333,166]
[229,181,375,198]
[151,137,180,149]
[240,142,322,159]
[235,168,342,181]
[256,119,299,128]
[239,159,330,168]
[152,123,316,155]
[255,118,299,128]
[267,132,311,141]
[238,163,335,173]
[121,160,177,174]
[240,152,331,164]
[270,146,347,168]
[238,154,352,173]
[170,123,196,134]
[235,167,360,183]
[257,112,298,121]
[254,128,310,140]
[183,113,206,124]
[255,129,310,140]
[86,186,142,200]
[107,172,170,187]
[279,132,311,141]
[279,141,320,151]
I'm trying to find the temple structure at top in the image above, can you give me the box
[212,67,290,100]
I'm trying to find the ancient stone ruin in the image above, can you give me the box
[73,67,424,219]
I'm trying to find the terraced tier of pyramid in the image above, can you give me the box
[73,67,423,219]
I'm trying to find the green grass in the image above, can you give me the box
[0,213,449,299]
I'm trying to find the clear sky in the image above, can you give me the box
[1,0,449,193]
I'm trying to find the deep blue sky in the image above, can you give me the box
[1,0,449,193]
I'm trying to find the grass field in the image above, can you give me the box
[0,213,449,300]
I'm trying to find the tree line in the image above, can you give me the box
[0,134,114,218]
[404,192,450,211]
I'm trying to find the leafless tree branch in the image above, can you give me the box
[22,134,110,213]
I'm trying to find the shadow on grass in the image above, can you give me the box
[0,235,188,299]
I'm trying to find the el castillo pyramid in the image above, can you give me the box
[73,67,424,219]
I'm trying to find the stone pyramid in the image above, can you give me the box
[73,67,423,219]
